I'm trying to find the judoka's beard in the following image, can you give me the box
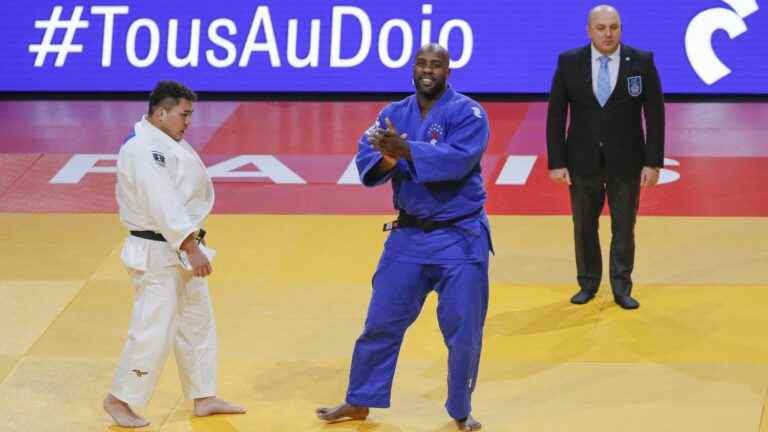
[415,79,446,100]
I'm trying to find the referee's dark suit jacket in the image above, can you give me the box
[546,44,665,178]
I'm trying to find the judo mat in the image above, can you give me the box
[0,100,766,431]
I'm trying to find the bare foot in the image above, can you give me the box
[103,393,150,428]
[193,396,247,417]
[315,403,369,422]
[456,414,482,431]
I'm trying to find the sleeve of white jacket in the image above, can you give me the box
[130,147,197,250]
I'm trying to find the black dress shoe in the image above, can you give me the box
[570,290,596,305]
[614,295,640,309]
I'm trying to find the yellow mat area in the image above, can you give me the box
[0,214,766,431]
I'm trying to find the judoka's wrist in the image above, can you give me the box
[180,233,199,253]
[400,141,412,160]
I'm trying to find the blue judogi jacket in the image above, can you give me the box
[356,86,493,264]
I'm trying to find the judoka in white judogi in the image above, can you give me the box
[103,82,244,428]
[112,114,216,406]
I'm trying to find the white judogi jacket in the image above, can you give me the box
[116,116,214,271]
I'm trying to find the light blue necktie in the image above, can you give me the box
[597,55,611,107]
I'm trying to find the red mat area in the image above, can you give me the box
[0,101,765,216]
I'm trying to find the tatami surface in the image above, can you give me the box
[0,214,766,431]
[1,99,765,430]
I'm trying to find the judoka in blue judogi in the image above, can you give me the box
[317,44,492,432]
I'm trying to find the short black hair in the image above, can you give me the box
[148,80,197,115]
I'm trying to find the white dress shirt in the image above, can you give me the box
[591,44,621,98]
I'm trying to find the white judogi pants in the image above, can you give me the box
[110,263,218,406]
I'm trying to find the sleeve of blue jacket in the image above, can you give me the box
[407,104,489,183]
[355,109,410,187]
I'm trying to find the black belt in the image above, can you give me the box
[130,230,166,242]
[383,208,483,233]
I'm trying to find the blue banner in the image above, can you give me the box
[2,1,766,93]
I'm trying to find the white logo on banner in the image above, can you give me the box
[685,0,760,85]
[50,154,683,186]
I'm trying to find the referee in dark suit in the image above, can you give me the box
[546,5,665,309]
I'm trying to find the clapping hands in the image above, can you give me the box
[368,117,411,161]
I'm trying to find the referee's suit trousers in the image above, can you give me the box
[568,158,641,297]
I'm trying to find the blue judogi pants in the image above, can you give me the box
[345,258,489,420]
